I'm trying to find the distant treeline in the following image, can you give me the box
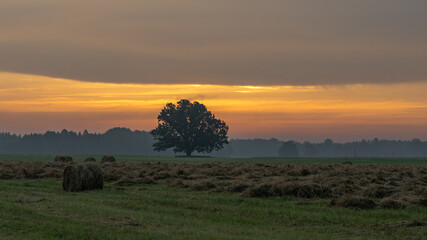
[0,128,426,158]
[0,128,165,156]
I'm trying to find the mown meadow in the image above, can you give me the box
[0,155,426,239]
[0,179,426,240]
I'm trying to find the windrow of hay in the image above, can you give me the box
[62,165,103,192]
[84,157,96,163]
[378,198,407,209]
[329,196,377,209]
[101,156,116,164]
[239,181,332,198]
[419,193,427,207]
[54,156,73,163]
[0,160,426,207]
[330,195,415,209]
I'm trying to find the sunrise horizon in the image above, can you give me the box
[1,1,427,142]
[1,71,426,142]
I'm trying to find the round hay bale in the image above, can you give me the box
[341,161,352,165]
[62,165,103,192]
[101,156,116,164]
[54,156,73,163]
[84,157,96,163]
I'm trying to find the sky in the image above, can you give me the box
[1,1,427,142]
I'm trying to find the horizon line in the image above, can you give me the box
[1,127,425,144]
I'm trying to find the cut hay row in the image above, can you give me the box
[54,156,73,163]
[0,161,426,207]
[101,156,116,163]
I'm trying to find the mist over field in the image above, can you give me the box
[1,128,426,158]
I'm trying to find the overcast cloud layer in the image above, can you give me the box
[1,0,426,85]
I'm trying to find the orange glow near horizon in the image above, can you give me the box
[1,72,427,142]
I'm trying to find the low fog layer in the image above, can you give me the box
[1,128,426,158]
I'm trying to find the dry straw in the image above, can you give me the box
[62,165,103,192]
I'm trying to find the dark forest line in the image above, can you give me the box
[0,127,426,158]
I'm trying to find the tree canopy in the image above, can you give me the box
[278,141,299,158]
[150,99,229,157]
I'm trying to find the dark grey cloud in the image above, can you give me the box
[1,0,426,85]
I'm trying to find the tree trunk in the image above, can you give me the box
[186,150,192,157]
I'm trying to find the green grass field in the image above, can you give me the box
[0,178,426,240]
[0,156,426,239]
[1,154,427,165]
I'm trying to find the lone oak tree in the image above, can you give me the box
[151,99,229,157]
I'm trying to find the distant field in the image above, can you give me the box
[0,179,425,240]
[0,154,426,164]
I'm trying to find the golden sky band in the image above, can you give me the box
[1,72,426,141]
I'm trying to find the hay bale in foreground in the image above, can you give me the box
[62,165,103,192]
[84,157,96,163]
[55,156,73,163]
[101,156,116,163]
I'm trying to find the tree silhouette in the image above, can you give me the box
[151,99,229,157]
[278,141,299,158]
